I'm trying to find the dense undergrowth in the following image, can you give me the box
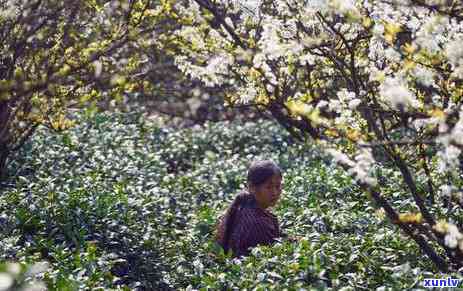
[0,111,457,290]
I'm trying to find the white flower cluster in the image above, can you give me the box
[174,53,234,87]
[348,148,378,186]
[439,184,454,198]
[415,15,449,53]
[305,0,329,11]
[252,53,277,85]
[445,224,463,249]
[233,0,261,17]
[192,258,204,275]
[305,0,360,17]
[434,221,463,250]
[445,35,463,79]
[369,1,403,23]
[326,148,355,167]
[330,0,358,15]
[325,89,363,131]
[0,0,19,19]
[0,262,48,291]
[379,76,420,110]
[435,108,463,172]
[338,89,361,110]
[412,116,445,133]
[436,144,461,173]
[326,148,377,186]
[177,26,206,50]
[412,65,435,87]
[259,18,302,61]
[237,82,259,104]
[260,19,285,60]
[174,1,203,23]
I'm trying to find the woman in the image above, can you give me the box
[215,159,290,258]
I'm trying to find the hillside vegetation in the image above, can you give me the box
[0,112,455,290]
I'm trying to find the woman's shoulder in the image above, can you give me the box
[231,206,280,246]
[235,206,278,228]
[233,192,279,226]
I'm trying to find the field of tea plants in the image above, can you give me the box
[0,112,458,290]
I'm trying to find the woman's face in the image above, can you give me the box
[251,174,282,209]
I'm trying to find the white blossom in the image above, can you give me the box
[0,273,13,291]
[93,60,103,78]
[450,109,463,144]
[445,224,463,249]
[260,19,287,60]
[413,66,435,87]
[0,0,18,19]
[348,99,361,109]
[379,76,420,110]
[445,35,463,78]
[238,83,258,104]
[445,233,459,249]
[316,100,329,109]
[327,148,378,186]
[326,148,355,167]
[412,117,440,131]
[176,26,206,50]
[348,148,378,186]
[299,53,315,65]
[372,23,385,37]
[337,89,356,103]
[234,0,261,16]
[384,48,401,63]
[193,259,204,275]
[439,185,453,197]
[329,0,359,16]
[328,99,342,113]
[436,144,461,172]
[305,0,329,12]
[174,53,234,87]
[415,15,450,53]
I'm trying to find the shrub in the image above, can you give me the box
[1,111,461,289]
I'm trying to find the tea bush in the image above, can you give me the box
[0,112,459,290]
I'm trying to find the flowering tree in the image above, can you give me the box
[0,0,259,180]
[170,0,463,271]
[0,0,176,180]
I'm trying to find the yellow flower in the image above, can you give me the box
[433,220,449,234]
[403,59,416,71]
[325,128,339,138]
[384,22,402,44]
[428,108,446,119]
[375,208,386,220]
[347,128,362,142]
[398,212,422,224]
[362,17,373,28]
[402,43,416,55]
[286,100,311,116]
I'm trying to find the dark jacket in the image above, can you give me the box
[227,195,281,257]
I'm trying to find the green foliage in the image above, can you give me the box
[0,112,458,289]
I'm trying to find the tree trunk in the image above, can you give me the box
[0,100,11,182]
[0,149,8,182]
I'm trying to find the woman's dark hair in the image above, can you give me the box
[215,160,282,254]
[247,160,282,188]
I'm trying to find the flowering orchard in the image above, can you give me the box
[1,0,463,285]
[0,0,193,180]
[169,0,463,271]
